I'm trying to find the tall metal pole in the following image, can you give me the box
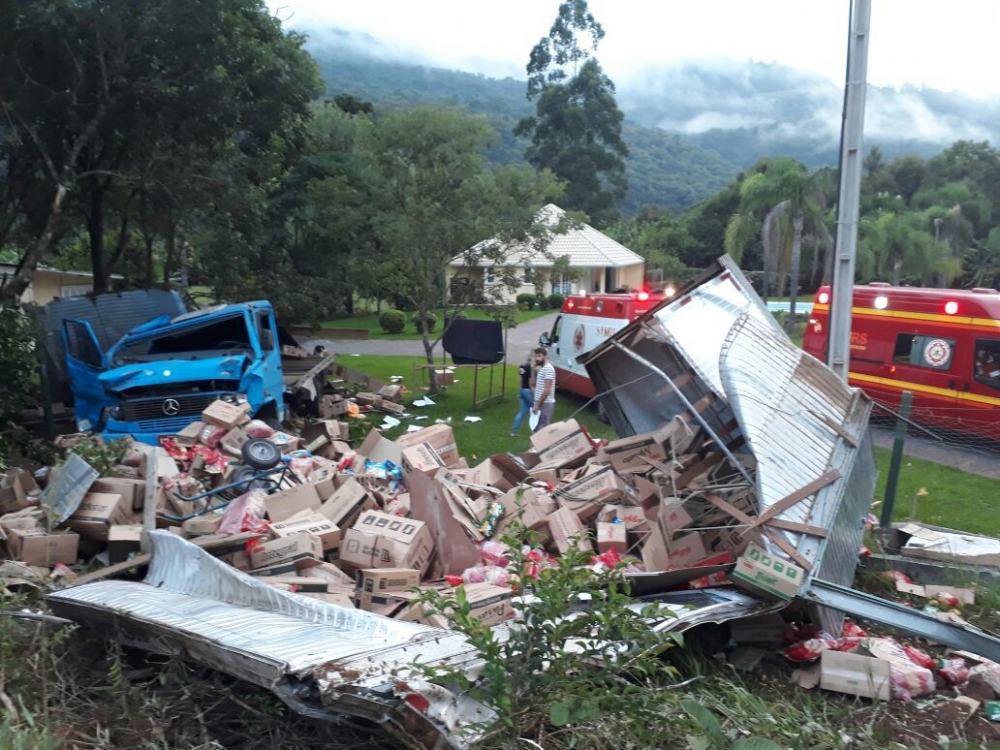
[828,0,870,381]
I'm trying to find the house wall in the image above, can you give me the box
[447,262,647,303]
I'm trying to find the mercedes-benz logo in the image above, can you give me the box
[162,398,181,416]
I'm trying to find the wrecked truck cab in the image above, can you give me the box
[64,301,285,445]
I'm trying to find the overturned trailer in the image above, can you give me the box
[45,258,1000,748]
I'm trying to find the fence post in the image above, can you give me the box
[880,390,913,529]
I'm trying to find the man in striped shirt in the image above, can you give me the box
[532,346,556,432]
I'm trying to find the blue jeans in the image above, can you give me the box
[511,388,532,434]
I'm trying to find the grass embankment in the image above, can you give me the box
[321,307,553,341]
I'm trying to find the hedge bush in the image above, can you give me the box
[515,294,536,310]
[378,309,406,334]
[547,293,565,309]
[537,297,550,310]
[411,311,437,333]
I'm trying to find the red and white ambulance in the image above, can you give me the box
[803,283,1000,440]
[538,290,667,400]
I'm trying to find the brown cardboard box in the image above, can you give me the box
[319,477,375,530]
[201,399,251,430]
[554,465,637,522]
[466,459,513,493]
[65,492,128,541]
[354,391,380,406]
[248,560,300,577]
[357,428,403,465]
[641,523,670,572]
[406,468,480,578]
[90,477,146,513]
[264,483,321,523]
[219,425,250,457]
[433,369,455,386]
[264,577,330,593]
[376,398,406,415]
[401,443,446,477]
[0,468,37,513]
[302,561,354,586]
[495,487,554,542]
[307,465,337,500]
[302,420,350,445]
[602,424,677,473]
[174,420,205,446]
[107,524,143,563]
[383,492,411,517]
[319,395,349,419]
[731,544,804,600]
[222,548,252,572]
[250,534,323,570]
[665,531,709,568]
[269,431,302,454]
[658,498,695,536]
[397,424,459,467]
[596,522,628,554]
[340,510,434,574]
[355,567,420,610]
[270,511,340,551]
[461,582,514,625]
[182,514,222,537]
[6,528,79,566]
[530,419,595,467]
[0,507,44,532]
[378,384,403,401]
[548,507,593,555]
[819,651,891,701]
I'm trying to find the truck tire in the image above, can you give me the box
[241,438,282,471]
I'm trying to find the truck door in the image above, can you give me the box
[62,319,109,432]
[254,308,286,419]
[888,332,959,418]
[960,337,1000,435]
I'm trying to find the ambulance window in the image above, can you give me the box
[596,301,603,313]
[893,334,954,370]
[974,339,1000,388]
[551,316,561,343]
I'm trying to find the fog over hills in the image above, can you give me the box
[304,27,1000,207]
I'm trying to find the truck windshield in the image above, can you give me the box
[114,313,254,364]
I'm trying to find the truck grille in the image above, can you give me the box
[121,393,220,423]
[135,416,204,433]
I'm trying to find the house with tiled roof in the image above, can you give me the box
[446,204,645,304]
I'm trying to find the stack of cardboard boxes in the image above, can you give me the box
[1,396,803,623]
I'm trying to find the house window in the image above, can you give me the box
[551,280,574,295]
[523,265,534,284]
[60,284,91,298]
[484,267,496,285]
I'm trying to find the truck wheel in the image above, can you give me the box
[241,438,282,470]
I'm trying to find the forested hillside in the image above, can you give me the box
[308,38,738,213]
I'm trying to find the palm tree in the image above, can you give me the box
[724,159,828,330]
[859,211,960,286]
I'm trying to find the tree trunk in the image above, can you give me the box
[787,213,804,333]
[162,216,175,285]
[761,243,770,303]
[421,314,438,395]
[143,230,155,288]
[0,184,68,305]
[87,187,108,294]
[892,254,902,286]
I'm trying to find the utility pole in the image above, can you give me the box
[828,0,870,381]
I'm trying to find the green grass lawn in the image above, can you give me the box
[338,355,997,537]
[321,307,553,340]
[334,354,615,461]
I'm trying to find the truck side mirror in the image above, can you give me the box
[538,332,550,347]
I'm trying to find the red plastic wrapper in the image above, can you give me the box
[841,622,867,638]
[832,621,867,652]
[444,575,464,587]
[782,632,838,662]
[217,490,269,536]
[244,419,275,439]
[858,545,872,557]
[687,570,729,589]
[903,645,936,670]
[199,424,227,449]
[479,540,510,567]
[878,570,913,585]
[934,592,961,610]
[591,549,622,569]
[461,565,512,587]
[937,657,970,685]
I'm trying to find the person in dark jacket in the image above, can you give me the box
[510,354,534,436]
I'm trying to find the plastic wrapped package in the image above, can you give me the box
[216,490,269,536]
[244,420,275,439]
[479,540,510,567]
[461,565,512,587]
[199,424,227,449]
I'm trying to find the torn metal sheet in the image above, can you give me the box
[48,531,492,750]
[41,453,99,524]
[581,256,878,634]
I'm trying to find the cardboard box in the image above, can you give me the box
[107,524,143,563]
[433,369,455,386]
[340,510,434,574]
[250,534,323,570]
[262,576,329,593]
[665,531,709,568]
[219,425,250,457]
[406,468,480,578]
[732,544,805,600]
[302,420,350,446]
[596,522,628,554]
[355,567,420,610]
[357,428,403,465]
[397,424,459,467]
[530,419,595,467]
[466,459,514,492]
[383,492,411,517]
[65,492,129,540]
[401,443,446,477]
[6,528,79,566]
[182,514,221,537]
[495,487,554,542]
[547,507,593,555]
[460,582,514,625]
[0,468,37,513]
[270,512,340,551]
[264,483,321,523]
[554,465,637,522]
[201,399,251,430]
[378,384,403,401]
[90,477,147,513]
[319,395,349,419]
[819,650,891,701]
[173,420,205,446]
[319,477,375,530]
[659,498,695,536]
[307,466,337,500]
[602,425,677,473]
[302,561,355,586]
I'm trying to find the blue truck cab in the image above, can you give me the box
[63,300,285,445]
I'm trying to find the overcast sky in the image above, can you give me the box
[268,0,1000,97]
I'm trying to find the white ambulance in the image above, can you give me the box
[538,290,667,401]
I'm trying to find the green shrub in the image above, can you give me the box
[537,296,550,310]
[0,307,41,469]
[411,311,437,333]
[515,293,536,310]
[378,309,406,334]
[547,293,565,309]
